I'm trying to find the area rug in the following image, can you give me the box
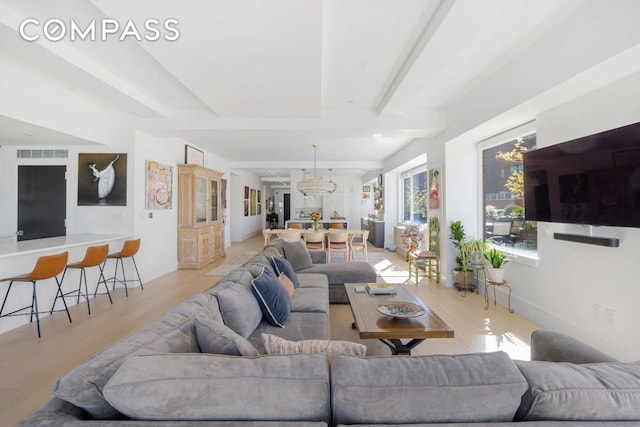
[205,251,258,276]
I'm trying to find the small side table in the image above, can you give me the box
[485,280,514,313]
[408,251,439,284]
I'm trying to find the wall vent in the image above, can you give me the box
[17,149,68,159]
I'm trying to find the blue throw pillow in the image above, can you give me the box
[271,256,300,288]
[251,265,291,327]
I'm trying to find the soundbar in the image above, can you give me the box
[553,233,620,247]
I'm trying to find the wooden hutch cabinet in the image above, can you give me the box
[177,164,225,269]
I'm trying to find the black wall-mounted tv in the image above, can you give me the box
[523,121,640,228]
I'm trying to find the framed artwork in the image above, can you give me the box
[257,203,262,215]
[185,145,204,166]
[257,189,261,203]
[145,160,173,209]
[221,178,227,209]
[250,188,257,216]
[362,185,371,192]
[244,199,249,216]
[428,166,441,210]
[78,153,127,206]
[244,185,249,199]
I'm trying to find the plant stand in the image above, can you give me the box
[485,280,514,313]
[459,263,485,297]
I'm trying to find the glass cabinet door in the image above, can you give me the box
[196,176,206,222]
[210,179,218,222]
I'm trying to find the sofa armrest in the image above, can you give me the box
[530,329,618,363]
[16,398,89,426]
[310,250,326,264]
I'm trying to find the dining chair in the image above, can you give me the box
[349,230,369,262]
[0,251,71,338]
[303,230,326,252]
[329,223,345,229]
[53,244,111,315]
[288,223,304,229]
[327,231,349,262]
[280,230,302,242]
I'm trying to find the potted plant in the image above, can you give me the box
[449,221,486,289]
[484,246,508,282]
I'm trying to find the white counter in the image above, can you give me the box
[0,234,131,259]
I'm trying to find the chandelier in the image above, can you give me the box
[297,144,337,195]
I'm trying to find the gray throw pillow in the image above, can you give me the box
[283,239,313,271]
[213,280,263,339]
[194,318,259,356]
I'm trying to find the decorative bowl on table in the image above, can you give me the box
[376,302,425,318]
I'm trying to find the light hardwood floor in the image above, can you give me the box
[0,235,539,426]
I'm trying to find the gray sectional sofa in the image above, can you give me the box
[17,240,640,426]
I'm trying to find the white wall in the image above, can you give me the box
[229,170,263,242]
[505,72,640,361]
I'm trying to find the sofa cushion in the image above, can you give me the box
[251,265,291,327]
[262,333,366,363]
[264,238,285,255]
[271,256,300,287]
[103,353,331,422]
[244,253,273,278]
[51,293,214,419]
[290,287,329,313]
[296,272,329,290]
[195,317,259,356]
[331,351,528,425]
[283,239,314,270]
[249,312,331,354]
[297,261,376,285]
[212,273,264,338]
[515,360,640,421]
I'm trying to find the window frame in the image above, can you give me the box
[478,122,539,265]
[400,164,428,224]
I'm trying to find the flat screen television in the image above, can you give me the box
[523,121,640,228]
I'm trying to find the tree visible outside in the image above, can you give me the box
[483,133,537,253]
[496,137,528,199]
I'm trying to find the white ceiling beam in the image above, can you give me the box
[376,0,456,116]
[0,4,170,118]
[139,107,445,132]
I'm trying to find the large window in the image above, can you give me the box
[401,166,427,223]
[482,132,538,255]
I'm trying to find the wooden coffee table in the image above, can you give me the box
[345,283,454,355]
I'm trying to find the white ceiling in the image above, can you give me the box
[0,0,600,181]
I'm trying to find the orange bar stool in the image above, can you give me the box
[104,239,143,297]
[52,244,111,315]
[0,252,71,338]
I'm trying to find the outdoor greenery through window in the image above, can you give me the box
[482,132,538,255]
[402,166,427,223]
